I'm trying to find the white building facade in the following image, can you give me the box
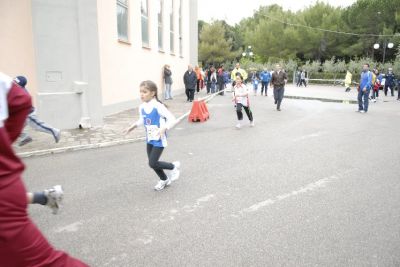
[0,0,198,128]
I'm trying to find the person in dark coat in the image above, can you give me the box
[183,65,197,102]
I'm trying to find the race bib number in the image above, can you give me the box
[146,125,161,141]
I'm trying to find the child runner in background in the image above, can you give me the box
[14,76,61,146]
[251,70,259,96]
[124,80,180,191]
[232,75,254,129]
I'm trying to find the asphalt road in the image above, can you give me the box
[24,93,400,266]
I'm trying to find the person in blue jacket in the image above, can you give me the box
[260,68,271,96]
[357,63,373,113]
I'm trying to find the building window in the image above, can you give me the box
[169,0,174,54]
[157,0,163,50]
[141,0,149,47]
[117,0,129,42]
[178,0,183,56]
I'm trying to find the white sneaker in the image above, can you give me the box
[250,120,255,127]
[170,161,181,181]
[235,123,241,129]
[53,129,61,143]
[154,179,170,191]
[360,110,366,113]
[44,185,63,214]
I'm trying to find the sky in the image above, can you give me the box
[198,0,357,26]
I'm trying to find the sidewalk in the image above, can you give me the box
[15,91,196,157]
[15,85,399,157]
[285,84,358,102]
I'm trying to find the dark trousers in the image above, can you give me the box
[236,103,253,121]
[185,88,195,101]
[261,82,269,95]
[299,79,307,87]
[358,89,370,112]
[206,81,211,93]
[384,84,394,96]
[147,144,174,180]
[273,87,285,109]
[218,80,225,95]
[398,85,400,99]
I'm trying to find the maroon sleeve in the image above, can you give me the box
[4,83,32,143]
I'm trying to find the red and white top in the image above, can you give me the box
[233,83,250,107]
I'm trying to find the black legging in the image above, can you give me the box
[236,103,253,121]
[147,144,174,180]
[196,79,201,93]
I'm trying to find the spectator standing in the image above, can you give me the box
[183,65,197,102]
[163,65,173,100]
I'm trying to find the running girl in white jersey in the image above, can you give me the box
[124,80,180,191]
[232,75,255,129]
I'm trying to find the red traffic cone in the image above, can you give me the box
[188,100,209,122]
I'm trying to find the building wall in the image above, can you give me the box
[97,0,193,115]
[0,0,38,104]
[189,0,198,66]
[31,0,103,129]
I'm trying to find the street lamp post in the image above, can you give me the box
[242,45,254,61]
[374,41,394,64]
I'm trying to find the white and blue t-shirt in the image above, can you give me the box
[0,72,12,128]
[135,99,176,147]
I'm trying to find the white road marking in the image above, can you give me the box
[55,221,83,233]
[239,174,339,214]
[293,131,324,142]
[196,194,215,204]
[156,194,217,223]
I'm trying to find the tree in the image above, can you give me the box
[201,1,400,65]
[303,60,321,78]
[347,59,361,76]
[198,21,237,65]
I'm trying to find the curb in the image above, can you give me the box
[284,95,357,104]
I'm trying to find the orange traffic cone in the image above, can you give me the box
[188,100,209,122]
